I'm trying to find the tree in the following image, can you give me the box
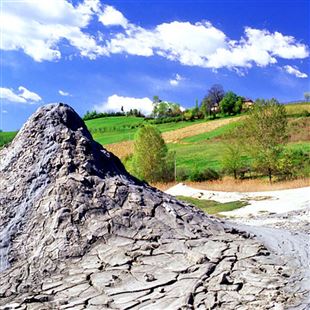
[304,92,310,102]
[233,97,243,114]
[201,84,225,118]
[220,91,238,115]
[152,100,182,118]
[200,96,213,118]
[221,142,245,179]
[240,98,288,182]
[132,125,172,182]
[208,84,225,106]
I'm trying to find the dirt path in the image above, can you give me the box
[106,116,241,158]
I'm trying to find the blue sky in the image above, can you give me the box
[1,0,309,131]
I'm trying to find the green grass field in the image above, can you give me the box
[285,102,310,117]
[169,140,310,173]
[86,116,205,145]
[0,131,18,147]
[169,141,251,172]
[176,196,248,215]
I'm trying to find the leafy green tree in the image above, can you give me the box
[200,96,213,118]
[152,99,182,118]
[221,142,245,179]
[233,97,243,114]
[220,92,244,115]
[183,109,195,120]
[220,91,238,115]
[132,125,172,182]
[240,98,288,182]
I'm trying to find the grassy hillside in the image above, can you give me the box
[167,117,310,174]
[285,102,310,117]
[85,116,205,145]
[0,131,18,148]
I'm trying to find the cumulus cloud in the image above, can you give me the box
[105,22,308,69]
[283,65,308,78]
[0,86,42,104]
[169,74,184,86]
[0,0,107,61]
[94,94,153,115]
[98,5,128,28]
[1,1,308,74]
[59,90,71,96]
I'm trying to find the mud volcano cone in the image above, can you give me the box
[0,104,292,309]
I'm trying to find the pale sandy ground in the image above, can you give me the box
[165,183,310,217]
[166,184,310,309]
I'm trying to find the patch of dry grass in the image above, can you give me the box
[161,116,242,143]
[105,141,134,159]
[288,117,310,142]
[153,177,310,192]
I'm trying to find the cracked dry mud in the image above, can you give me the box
[0,104,306,309]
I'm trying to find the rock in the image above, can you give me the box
[0,103,302,309]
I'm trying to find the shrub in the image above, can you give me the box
[301,109,310,117]
[188,168,220,182]
[176,168,190,181]
[276,149,310,180]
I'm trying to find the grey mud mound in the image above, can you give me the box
[0,104,301,309]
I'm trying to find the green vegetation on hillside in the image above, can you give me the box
[86,116,205,145]
[285,102,310,117]
[176,196,248,215]
[181,120,241,143]
[0,131,18,148]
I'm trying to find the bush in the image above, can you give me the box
[301,109,310,117]
[176,168,190,181]
[276,149,310,180]
[188,168,220,182]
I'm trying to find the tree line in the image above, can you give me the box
[83,84,252,122]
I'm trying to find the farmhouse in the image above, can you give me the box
[242,98,254,110]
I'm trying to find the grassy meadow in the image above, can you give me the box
[0,131,18,148]
[176,196,248,215]
[86,116,205,145]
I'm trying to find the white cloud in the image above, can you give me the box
[169,73,184,86]
[18,86,42,102]
[103,18,309,70]
[98,5,128,28]
[0,86,41,104]
[94,94,153,115]
[1,2,308,74]
[283,65,308,78]
[2,110,8,114]
[206,28,309,69]
[59,90,71,96]
[0,0,107,61]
